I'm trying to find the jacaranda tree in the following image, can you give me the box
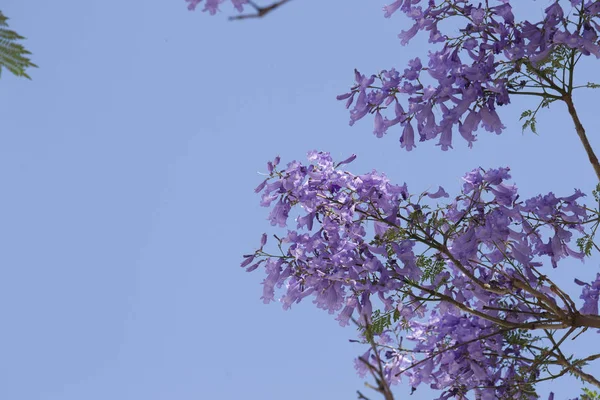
[189,1,600,398]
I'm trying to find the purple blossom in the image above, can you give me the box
[575,273,600,315]
[383,0,403,18]
[427,186,449,199]
[400,121,416,151]
[334,0,600,150]
[243,152,594,396]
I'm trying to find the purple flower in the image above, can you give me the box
[575,274,600,315]
[202,0,223,15]
[355,350,371,378]
[427,186,449,199]
[383,0,403,18]
[336,297,357,327]
[268,199,290,227]
[399,23,420,46]
[492,3,514,24]
[479,106,504,134]
[400,121,416,151]
[230,0,247,12]
[489,183,517,206]
[186,0,249,13]
[185,0,203,10]
[436,118,454,151]
[483,167,511,185]
[374,111,387,138]
[471,8,485,25]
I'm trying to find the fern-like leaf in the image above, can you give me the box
[0,11,37,79]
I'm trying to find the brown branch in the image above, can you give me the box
[563,95,600,182]
[352,318,395,400]
[408,278,567,330]
[559,363,600,389]
[573,313,600,330]
[229,0,292,20]
[578,353,600,365]
[394,328,510,377]
[522,327,577,379]
[552,344,600,389]
[507,90,562,100]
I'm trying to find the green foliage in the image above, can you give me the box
[362,309,402,342]
[504,328,534,348]
[592,183,600,204]
[581,388,600,400]
[520,109,537,134]
[519,96,556,135]
[0,10,37,79]
[577,234,595,257]
[370,310,392,337]
[541,45,571,74]
[417,254,445,284]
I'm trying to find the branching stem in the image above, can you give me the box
[563,95,600,182]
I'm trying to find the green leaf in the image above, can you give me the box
[520,110,533,120]
[417,254,445,284]
[0,11,37,79]
[577,235,595,257]
[592,183,600,203]
[520,110,537,134]
[581,388,600,400]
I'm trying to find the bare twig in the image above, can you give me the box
[229,0,292,20]
[356,390,372,400]
[563,94,600,182]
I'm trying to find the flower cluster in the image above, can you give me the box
[243,152,599,398]
[338,1,600,149]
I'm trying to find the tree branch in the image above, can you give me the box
[563,95,600,182]
[229,0,292,21]
[353,318,396,400]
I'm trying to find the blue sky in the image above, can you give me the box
[1,1,599,399]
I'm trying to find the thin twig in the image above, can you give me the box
[229,0,292,20]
